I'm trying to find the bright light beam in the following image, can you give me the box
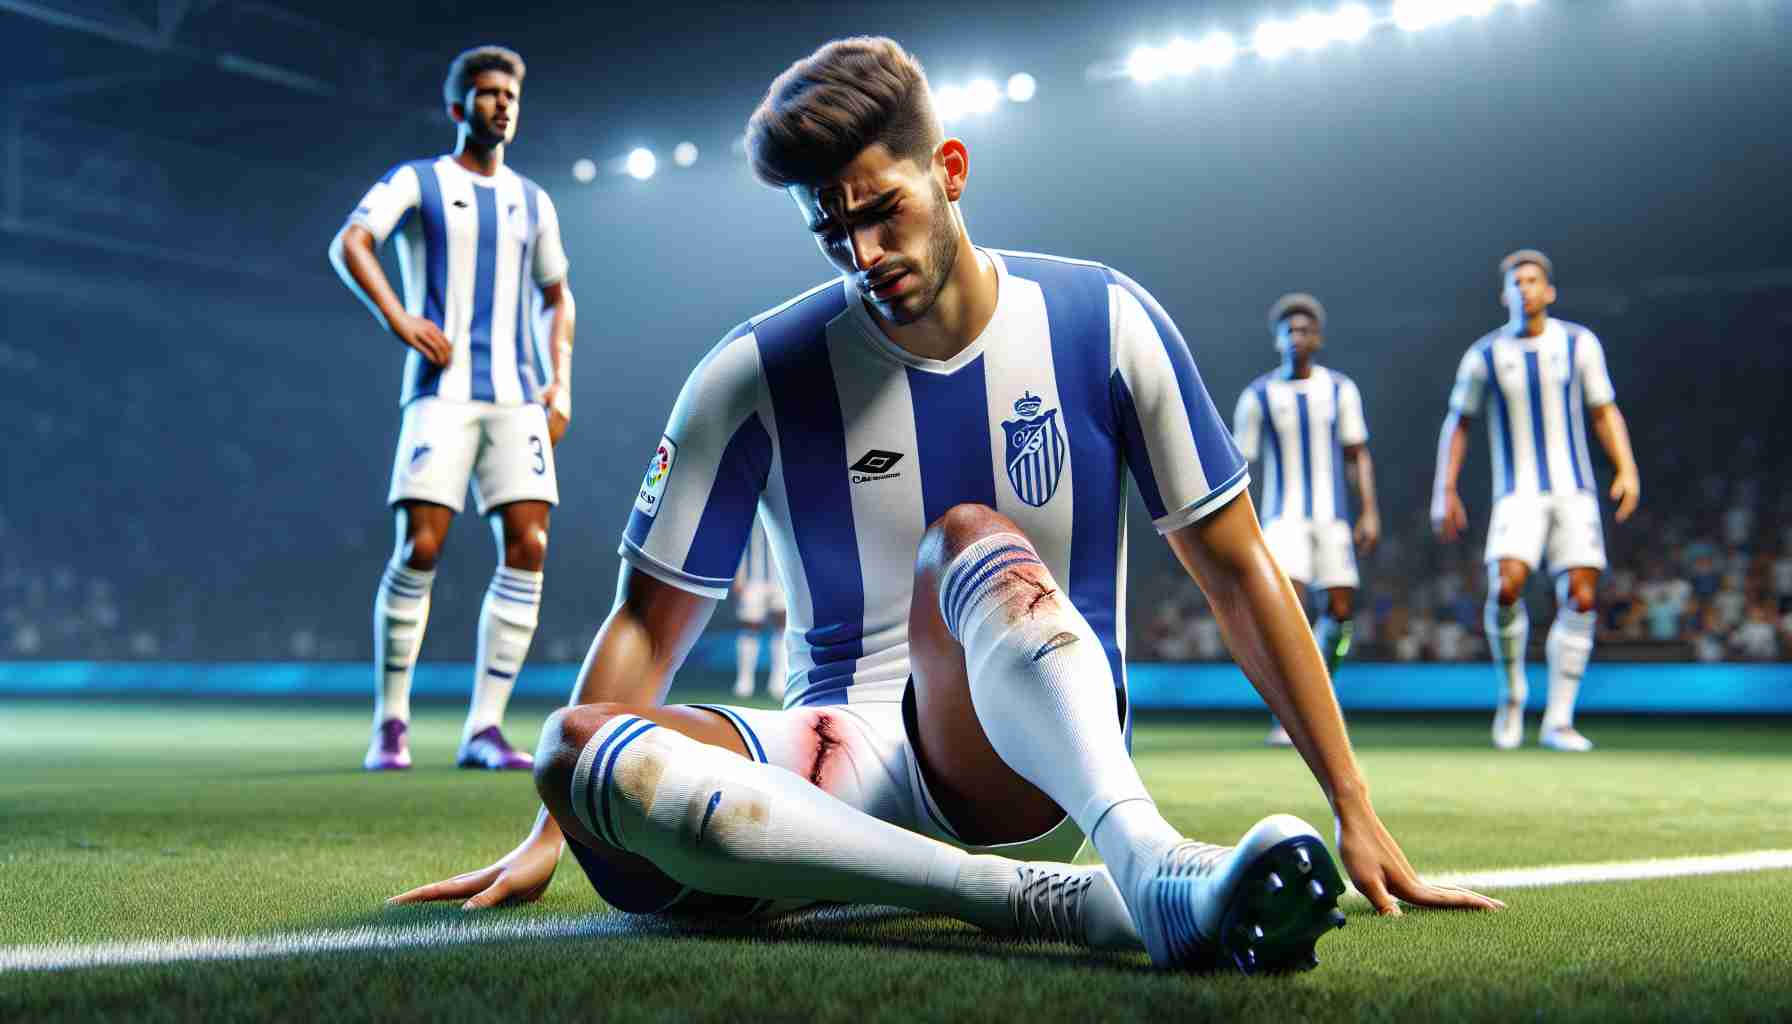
[624,148,656,181]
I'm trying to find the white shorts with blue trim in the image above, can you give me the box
[688,699,1087,865]
[1485,491,1606,573]
[388,396,559,515]
[1262,517,1358,590]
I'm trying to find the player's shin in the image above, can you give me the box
[570,714,1019,934]
[733,630,760,697]
[373,560,435,725]
[467,566,541,741]
[940,534,1180,910]
[1543,578,1596,736]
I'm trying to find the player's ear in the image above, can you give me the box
[448,101,466,124]
[937,139,968,202]
[1545,283,1558,305]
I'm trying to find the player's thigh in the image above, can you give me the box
[388,397,481,513]
[1261,517,1315,588]
[1310,519,1360,592]
[1485,494,1547,570]
[1546,492,1608,575]
[471,402,559,516]
[907,505,1068,847]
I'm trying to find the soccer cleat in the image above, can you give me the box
[456,725,534,770]
[1132,814,1347,974]
[1265,721,1294,747]
[363,718,411,771]
[1492,701,1524,750]
[1009,864,1141,952]
[1539,726,1594,752]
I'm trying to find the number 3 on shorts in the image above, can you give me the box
[529,436,545,475]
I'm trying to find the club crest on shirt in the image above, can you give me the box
[635,436,677,518]
[1002,391,1066,508]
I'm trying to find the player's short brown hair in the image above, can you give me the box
[1268,293,1326,333]
[745,36,940,188]
[1500,248,1554,282]
[444,45,525,109]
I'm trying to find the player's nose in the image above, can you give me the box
[849,226,884,274]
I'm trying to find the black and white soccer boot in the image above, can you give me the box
[1133,814,1348,974]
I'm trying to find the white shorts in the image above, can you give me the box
[689,698,1088,865]
[387,397,559,516]
[1262,518,1359,590]
[1484,491,1606,573]
[735,581,787,623]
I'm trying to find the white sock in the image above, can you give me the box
[571,714,1018,933]
[373,560,434,725]
[767,627,788,698]
[465,566,541,740]
[735,631,761,693]
[1544,602,1595,733]
[941,533,1181,907]
[1483,598,1529,706]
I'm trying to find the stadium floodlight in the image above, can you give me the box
[1006,72,1037,102]
[965,78,1002,115]
[1127,44,1170,83]
[1462,0,1498,15]
[1330,3,1374,42]
[571,158,597,184]
[1189,31,1239,69]
[673,142,699,168]
[935,83,967,121]
[1253,19,1297,59]
[1292,11,1335,51]
[625,147,657,181]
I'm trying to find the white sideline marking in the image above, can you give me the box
[6,851,1791,973]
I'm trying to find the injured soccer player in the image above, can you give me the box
[389,36,1502,974]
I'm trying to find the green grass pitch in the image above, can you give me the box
[3,693,1790,1021]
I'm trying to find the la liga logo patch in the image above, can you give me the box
[635,436,677,518]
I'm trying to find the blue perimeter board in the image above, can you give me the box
[3,646,1789,713]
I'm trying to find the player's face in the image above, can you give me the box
[1502,263,1555,319]
[454,70,519,146]
[1275,312,1322,361]
[789,142,961,326]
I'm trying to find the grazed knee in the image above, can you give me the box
[921,503,1021,567]
[534,703,630,806]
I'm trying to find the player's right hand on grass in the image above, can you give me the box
[387,829,560,910]
[1335,801,1504,916]
[393,312,453,367]
[1432,490,1467,543]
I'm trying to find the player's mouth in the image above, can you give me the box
[867,270,909,299]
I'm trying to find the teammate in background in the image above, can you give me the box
[394,37,1497,973]
[731,520,788,700]
[1432,250,1639,752]
[1233,295,1379,747]
[328,45,576,771]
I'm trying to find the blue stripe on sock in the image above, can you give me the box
[582,720,635,847]
[596,720,658,849]
[945,555,1043,637]
[485,667,515,680]
[942,544,1038,633]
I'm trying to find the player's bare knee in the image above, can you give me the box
[1568,584,1597,613]
[1328,589,1355,620]
[533,703,626,801]
[505,527,548,571]
[920,503,1020,568]
[401,529,444,571]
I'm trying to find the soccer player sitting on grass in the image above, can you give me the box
[392,36,1501,973]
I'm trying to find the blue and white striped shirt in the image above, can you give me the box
[347,155,569,406]
[1232,366,1367,525]
[620,249,1247,708]
[1449,319,1614,499]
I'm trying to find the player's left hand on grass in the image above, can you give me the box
[1335,802,1504,917]
[1354,514,1380,556]
[1610,469,1640,523]
[387,830,561,910]
[541,385,571,447]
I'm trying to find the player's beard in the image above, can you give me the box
[880,179,962,326]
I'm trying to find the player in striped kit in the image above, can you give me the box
[1432,250,1640,751]
[395,37,1497,972]
[329,45,576,771]
[731,520,787,700]
[1233,295,1380,747]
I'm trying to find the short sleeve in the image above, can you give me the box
[1231,387,1262,462]
[347,163,420,245]
[1576,330,1615,407]
[619,325,772,598]
[1336,376,1369,446]
[532,190,570,287]
[1448,345,1489,416]
[1107,270,1250,534]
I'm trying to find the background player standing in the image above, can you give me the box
[328,45,577,771]
[1233,295,1379,746]
[1431,250,1639,751]
[731,520,787,700]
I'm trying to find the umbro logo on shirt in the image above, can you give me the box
[452,199,469,208]
[849,449,904,484]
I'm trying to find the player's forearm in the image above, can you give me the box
[569,568,715,708]
[545,289,576,400]
[1349,447,1380,524]
[329,227,406,331]
[1430,414,1468,514]
[1166,502,1369,811]
[1591,404,1637,479]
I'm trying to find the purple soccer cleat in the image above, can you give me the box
[363,718,412,771]
[457,725,534,771]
